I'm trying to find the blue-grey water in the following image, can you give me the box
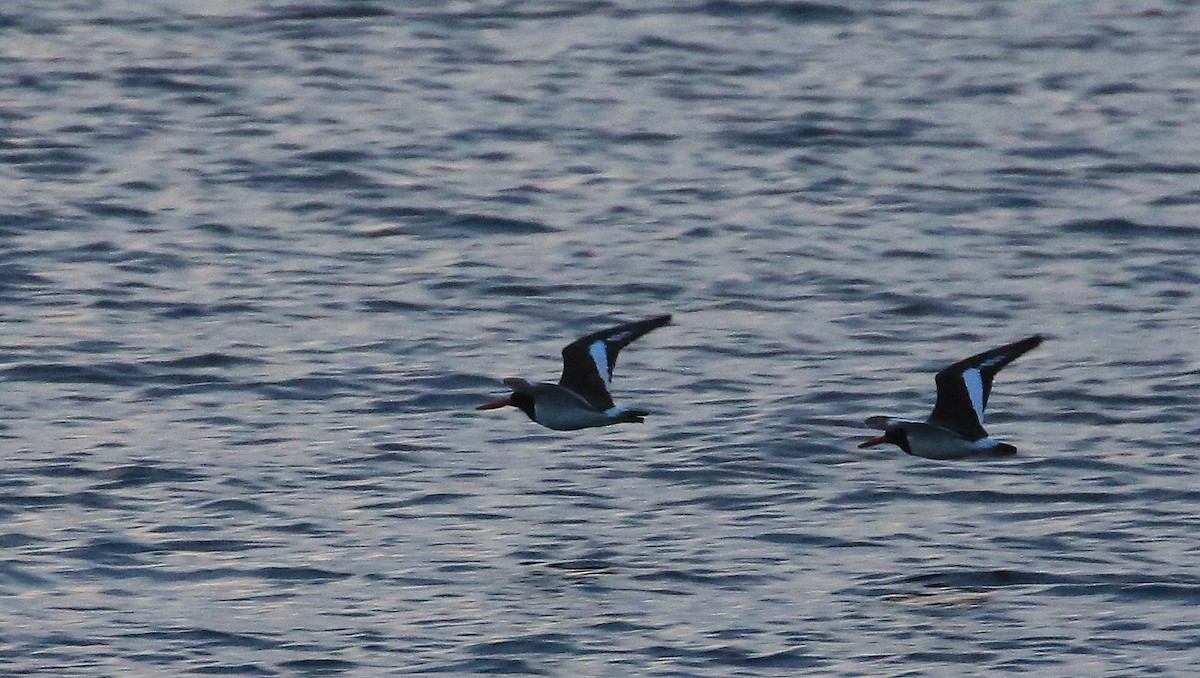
[2,1,1199,675]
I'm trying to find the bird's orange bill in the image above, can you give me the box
[476,397,513,410]
[858,435,888,449]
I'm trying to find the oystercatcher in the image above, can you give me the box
[859,335,1043,459]
[477,315,672,430]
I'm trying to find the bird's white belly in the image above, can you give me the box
[533,390,612,431]
[906,426,1005,460]
[537,407,612,430]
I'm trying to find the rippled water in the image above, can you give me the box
[3,0,1199,675]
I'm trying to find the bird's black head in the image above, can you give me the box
[859,427,911,454]
[509,391,537,422]
[887,428,913,455]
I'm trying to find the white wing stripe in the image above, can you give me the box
[589,341,612,387]
[962,367,985,424]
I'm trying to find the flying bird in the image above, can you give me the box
[859,335,1043,459]
[477,315,672,430]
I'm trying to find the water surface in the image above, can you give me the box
[2,1,1199,675]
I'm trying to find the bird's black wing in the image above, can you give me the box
[929,335,1042,440]
[558,314,672,411]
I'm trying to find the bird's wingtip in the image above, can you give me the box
[864,415,891,430]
